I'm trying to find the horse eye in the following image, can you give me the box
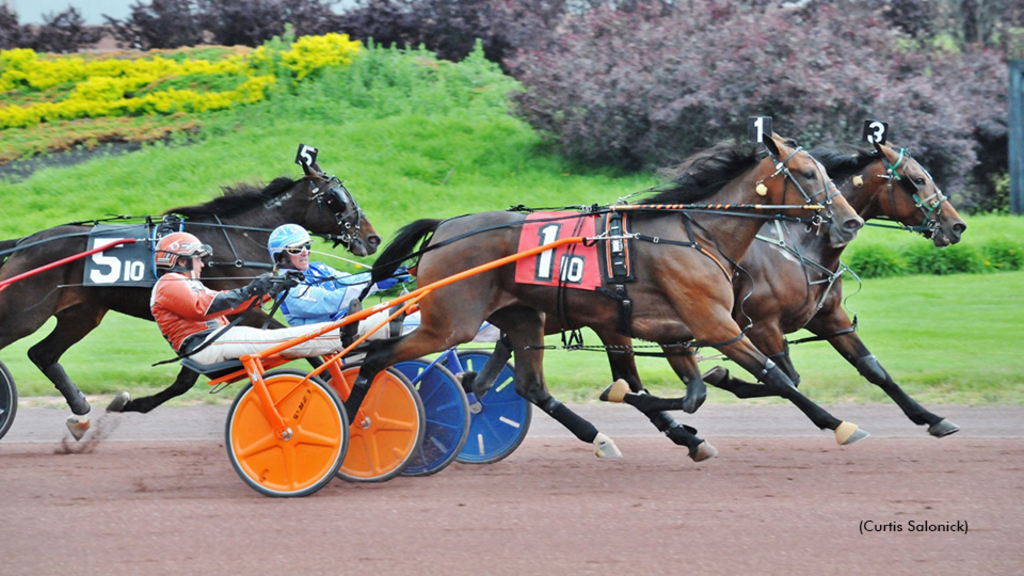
[913,177,925,186]
[804,170,816,180]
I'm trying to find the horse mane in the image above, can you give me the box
[163,176,301,218]
[638,141,767,205]
[809,146,882,180]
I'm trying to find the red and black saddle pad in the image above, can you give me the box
[513,212,602,291]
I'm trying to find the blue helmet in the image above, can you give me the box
[268,224,311,261]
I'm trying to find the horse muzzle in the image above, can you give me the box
[827,215,864,248]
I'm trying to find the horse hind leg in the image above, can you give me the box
[498,310,621,459]
[27,305,109,440]
[107,367,201,414]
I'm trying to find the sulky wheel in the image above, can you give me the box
[454,350,531,464]
[394,359,470,476]
[332,365,425,483]
[225,369,348,498]
[0,360,17,441]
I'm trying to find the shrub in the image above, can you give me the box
[846,245,909,278]
[104,0,205,50]
[905,242,985,275]
[506,0,1007,210]
[980,239,1024,272]
[335,0,588,67]
[28,7,101,53]
[0,5,29,50]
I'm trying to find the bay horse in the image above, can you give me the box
[696,142,967,435]
[0,160,380,426]
[358,133,865,462]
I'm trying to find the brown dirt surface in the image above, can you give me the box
[2,428,1022,575]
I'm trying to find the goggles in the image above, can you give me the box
[284,242,312,255]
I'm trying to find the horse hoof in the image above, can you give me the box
[688,441,718,462]
[599,379,629,403]
[928,419,960,438]
[66,415,91,441]
[834,421,870,445]
[702,366,729,386]
[593,432,623,459]
[106,391,130,413]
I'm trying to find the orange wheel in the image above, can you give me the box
[226,370,348,497]
[331,365,425,483]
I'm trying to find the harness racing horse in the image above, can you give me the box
[476,141,968,445]
[695,142,967,436]
[0,160,380,432]
[359,133,865,462]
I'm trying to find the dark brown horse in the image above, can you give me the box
[356,133,865,462]
[695,142,967,435]
[0,161,380,427]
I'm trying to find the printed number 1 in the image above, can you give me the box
[535,224,560,281]
[754,117,766,143]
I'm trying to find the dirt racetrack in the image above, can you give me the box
[2,403,1022,575]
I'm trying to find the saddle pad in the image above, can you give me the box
[83,224,156,287]
[513,212,602,291]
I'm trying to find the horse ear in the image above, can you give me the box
[762,132,782,159]
[301,161,319,179]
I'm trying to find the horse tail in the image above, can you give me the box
[369,218,442,287]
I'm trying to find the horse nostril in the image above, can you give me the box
[845,217,865,231]
[368,235,382,248]
[953,222,967,234]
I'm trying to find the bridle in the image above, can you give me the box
[757,146,843,228]
[878,147,948,234]
[310,174,364,249]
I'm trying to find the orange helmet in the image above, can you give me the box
[154,232,211,271]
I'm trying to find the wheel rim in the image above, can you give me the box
[455,351,530,463]
[333,366,423,480]
[395,360,469,476]
[0,361,17,441]
[227,373,346,496]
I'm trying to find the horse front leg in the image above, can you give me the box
[713,333,869,445]
[816,321,958,438]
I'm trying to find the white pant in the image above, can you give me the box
[189,312,394,365]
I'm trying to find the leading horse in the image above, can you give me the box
[0,160,380,430]
[359,133,865,461]
[697,142,967,435]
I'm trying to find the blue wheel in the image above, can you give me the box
[0,360,16,441]
[454,350,531,464]
[394,359,470,476]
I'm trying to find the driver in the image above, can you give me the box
[267,224,402,344]
[149,231,346,365]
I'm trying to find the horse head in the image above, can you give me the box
[870,144,966,247]
[758,133,864,248]
[299,162,381,257]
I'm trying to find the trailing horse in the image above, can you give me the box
[0,160,380,432]
[358,133,866,462]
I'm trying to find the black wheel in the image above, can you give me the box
[0,360,16,441]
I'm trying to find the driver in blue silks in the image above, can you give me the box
[268,224,404,343]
